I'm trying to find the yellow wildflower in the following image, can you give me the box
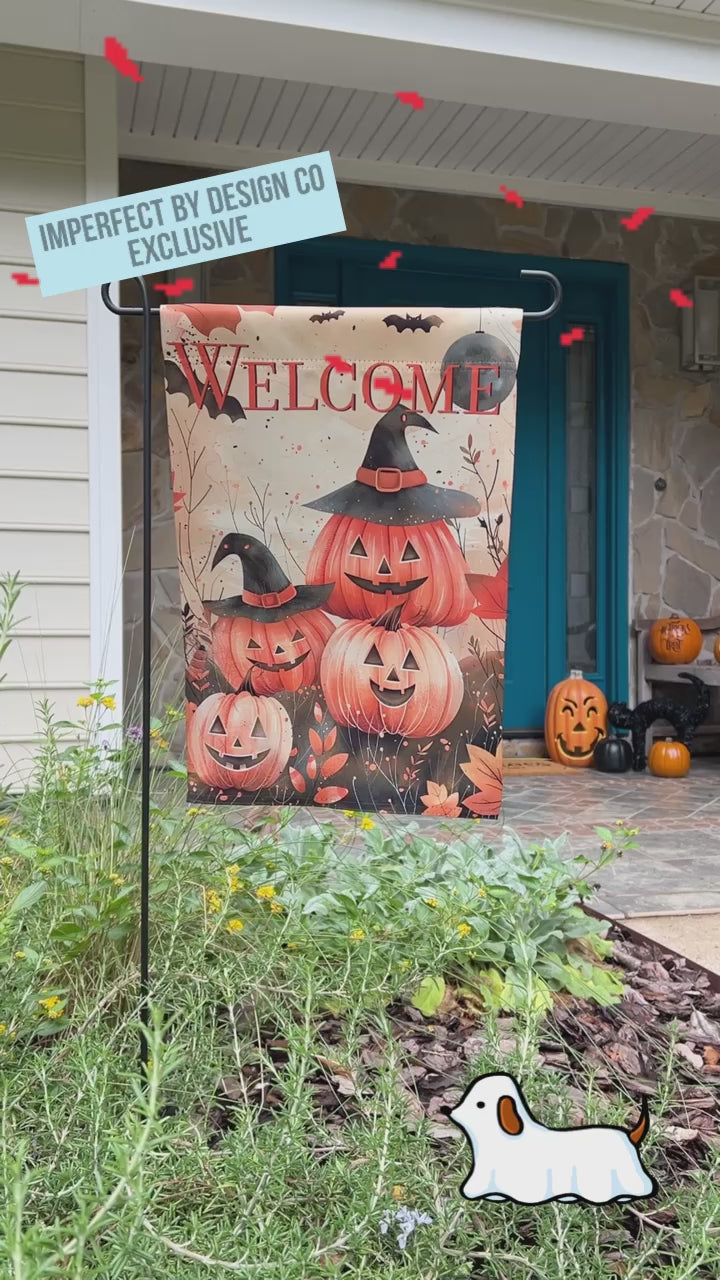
[477,886,487,898]
[101,695,116,710]
[269,900,284,915]
[186,807,202,816]
[226,918,244,934]
[399,959,411,970]
[204,888,222,914]
[391,1185,406,1201]
[150,727,160,739]
[359,816,375,831]
[109,873,125,886]
[38,996,64,1019]
[342,809,357,818]
[0,1025,6,1035]
[425,897,438,908]
[349,928,365,942]
[13,951,25,960]
[0,817,10,827]
[226,864,240,875]
[600,841,612,851]
[266,860,277,870]
[286,942,299,951]
[1,857,13,867]
[457,922,471,938]
[256,884,276,900]
[77,696,93,708]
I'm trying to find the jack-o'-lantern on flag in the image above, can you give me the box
[305,406,480,625]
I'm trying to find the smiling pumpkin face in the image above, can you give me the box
[212,608,334,695]
[544,673,608,768]
[187,690,292,791]
[306,516,475,627]
[320,605,464,736]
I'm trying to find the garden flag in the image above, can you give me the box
[160,303,523,819]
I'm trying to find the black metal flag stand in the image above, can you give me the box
[100,267,562,1072]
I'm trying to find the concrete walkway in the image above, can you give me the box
[504,759,720,919]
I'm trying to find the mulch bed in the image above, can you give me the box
[215,925,719,1165]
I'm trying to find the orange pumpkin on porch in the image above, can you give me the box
[320,603,464,737]
[648,615,702,665]
[648,739,690,778]
[544,670,608,768]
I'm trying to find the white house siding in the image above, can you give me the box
[0,46,91,785]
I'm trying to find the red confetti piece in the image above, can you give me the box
[324,354,353,375]
[11,272,39,285]
[154,277,194,299]
[378,250,402,270]
[104,36,143,82]
[375,375,411,401]
[560,326,585,347]
[396,91,424,110]
[620,206,654,231]
[499,185,523,209]
[669,288,693,309]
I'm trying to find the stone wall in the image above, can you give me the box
[119,159,720,710]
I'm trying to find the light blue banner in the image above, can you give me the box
[26,153,345,297]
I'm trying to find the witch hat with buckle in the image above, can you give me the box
[203,533,333,622]
[304,406,480,526]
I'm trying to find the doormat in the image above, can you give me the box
[161,303,523,819]
[503,758,573,775]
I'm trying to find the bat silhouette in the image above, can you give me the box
[383,313,443,333]
[163,359,246,421]
[310,309,345,323]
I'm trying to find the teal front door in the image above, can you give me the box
[275,239,629,733]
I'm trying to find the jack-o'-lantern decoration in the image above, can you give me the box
[648,615,702,665]
[305,406,479,626]
[204,534,334,694]
[187,679,292,791]
[320,603,464,736]
[648,738,690,778]
[544,670,608,768]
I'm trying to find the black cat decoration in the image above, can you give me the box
[608,672,710,772]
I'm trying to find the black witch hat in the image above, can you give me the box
[203,534,333,622]
[304,406,480,526]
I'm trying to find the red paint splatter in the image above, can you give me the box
[560,327,584,347]
[396,91,424,110]
[325,354,353,374]
[621,206,654,231]
[104,36,143,82]
[499,185,523,209]
[670,289,693,309]
[374,375,411,401]
[11,272,39,285]
[378,250,403,270]
[154,277,194,299]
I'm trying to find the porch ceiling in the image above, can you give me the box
[119,64,720,220]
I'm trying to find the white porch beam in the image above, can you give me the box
[119,131,720,222]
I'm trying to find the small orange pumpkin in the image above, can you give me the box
[544,670,608,768]
[648,616,702,665]
[714,635,720,664]
[648,738,690,778]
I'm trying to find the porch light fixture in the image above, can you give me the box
[680,276,720,370]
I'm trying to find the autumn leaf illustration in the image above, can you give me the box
[309,728,324,756]
[314,786,349,806]
[460,743,503,818]
[289,767,306,794]
[467,558,509,621]
[320,753,349,780]
[420,781,462,817]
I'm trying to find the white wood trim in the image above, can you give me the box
[84,55,123,713]
[120,130,720,220]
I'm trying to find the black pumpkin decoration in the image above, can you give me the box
[440,329,517,412]
[593,736,633,774]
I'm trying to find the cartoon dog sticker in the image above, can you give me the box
[449,1072,657,1205]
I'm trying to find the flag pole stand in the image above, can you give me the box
[98,266,562,1073]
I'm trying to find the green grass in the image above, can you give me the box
[0,689,718,1278]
